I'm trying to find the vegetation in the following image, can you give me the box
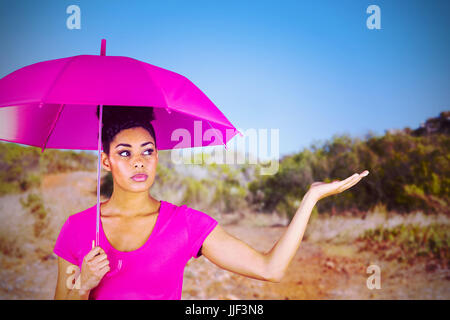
[248,112,450,220]
[0,142,96,195]
[19,192,48,238]
[205,162,249,213]
[356,223,449,266]
[0,234,24,258]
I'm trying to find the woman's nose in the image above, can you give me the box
[133,156,144,168]
[134,162,144,168]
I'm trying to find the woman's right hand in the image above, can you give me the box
[79,246,110,295]
[307,170,369,201]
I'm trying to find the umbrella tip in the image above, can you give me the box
[100,39,106,56]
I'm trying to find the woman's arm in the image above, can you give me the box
[263,191,317,281]
[202,170,369,282]
[54,257,90,300]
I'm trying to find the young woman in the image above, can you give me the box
[53,106,369,300]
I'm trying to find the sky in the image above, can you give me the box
[0,0,449,159]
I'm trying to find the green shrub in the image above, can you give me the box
[0,142,96,196]
[20,193,48,237]
[99,172,114,198]
[182,176,210,205]
[357,223,450,264]
[0,235,24,258]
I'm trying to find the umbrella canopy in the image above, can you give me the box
[0,39,241,151]
[0,39,241,252]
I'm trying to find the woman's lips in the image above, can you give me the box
[131,174,148,182]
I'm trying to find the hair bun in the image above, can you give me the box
[97,105,156,124]
[96,105,158,154]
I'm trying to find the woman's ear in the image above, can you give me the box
[101,152,112,172]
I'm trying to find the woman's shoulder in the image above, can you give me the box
[161,200,213,220]
[161,200,196,214]
[65,204,97,225]
[161,200,209,222]
[55,205,97,245]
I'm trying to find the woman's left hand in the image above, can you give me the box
[307,170,369,201]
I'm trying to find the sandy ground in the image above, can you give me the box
[0,171,448,299]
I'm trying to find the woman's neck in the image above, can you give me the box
[102,189,160,217]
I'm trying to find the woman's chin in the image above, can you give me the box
[124,181,153,193]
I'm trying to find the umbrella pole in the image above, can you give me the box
[96,40,106,247]
[96,104,103,247]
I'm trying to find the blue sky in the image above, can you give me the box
[0,0,449,158]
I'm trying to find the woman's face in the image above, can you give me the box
[101,126,158,193]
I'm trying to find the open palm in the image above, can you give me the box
[309,170,370,201]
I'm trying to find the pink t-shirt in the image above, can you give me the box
[53,200,218,300]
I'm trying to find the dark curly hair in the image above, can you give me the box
[96,105,157,155]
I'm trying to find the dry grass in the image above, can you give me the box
[304,206,450,245]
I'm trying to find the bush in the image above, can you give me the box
[20,193,48,238]
[357,223,450,265]
[0,234,24,258]
[99,172,114,198]
[0,142,96,196]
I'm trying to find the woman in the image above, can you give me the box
[53,105,369,300]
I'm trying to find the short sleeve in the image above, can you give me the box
[185,207,218,259]
[53,217,78,265]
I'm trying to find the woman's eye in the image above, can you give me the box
[117,149,153,157]
[144,149,154,155]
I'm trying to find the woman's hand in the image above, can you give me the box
[307,170,369,201]
[79,246,110,296]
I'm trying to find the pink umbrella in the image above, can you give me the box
[0,39,241,249]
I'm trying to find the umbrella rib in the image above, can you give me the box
[41,104,65,152]
[170,104,234,128]
[137,60,170,109]
[40,56,78,104]
[206,120,228,150]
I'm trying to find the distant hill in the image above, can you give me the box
[410,111,450,136]
[384,111,450,136]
